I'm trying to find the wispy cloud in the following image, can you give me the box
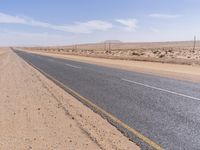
[115,19,138,32]
[0,12,26,24]
[55,20,113,33]
[0,12,112,33]
[149,13,181,19]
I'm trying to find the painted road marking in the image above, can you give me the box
[46,58,81,69]
[65,63,82,69]
[122,78,200,101]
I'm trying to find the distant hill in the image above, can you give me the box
[103,40,123,44]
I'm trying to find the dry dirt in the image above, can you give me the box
[0,48,140,150]
[23,50,200,83]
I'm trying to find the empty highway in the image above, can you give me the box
[15,50,200,150]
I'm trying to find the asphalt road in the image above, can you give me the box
[15,50,200,150]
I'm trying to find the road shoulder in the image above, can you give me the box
[0,48,140,150]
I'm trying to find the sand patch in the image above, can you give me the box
[0,49,139,150]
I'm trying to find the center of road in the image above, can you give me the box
[122,78,200,101]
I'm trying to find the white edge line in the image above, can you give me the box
[122,78,200,101]
[65,63,82,69]
[46,58,81,69]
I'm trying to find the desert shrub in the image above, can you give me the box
[159,54,165,58]
[132,52,140,56]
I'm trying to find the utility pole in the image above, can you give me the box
[193,35,196,51]
[108,42,111,51]
[104,42,106,51]
[73,44,77,51]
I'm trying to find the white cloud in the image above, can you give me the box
[0,12,112,33]
[149,13,181,19]
[0,12,26,24]
[115,19,137,32]
[55,20,113,33]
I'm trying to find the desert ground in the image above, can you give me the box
[23,41,200,65]
[0,48,140,150]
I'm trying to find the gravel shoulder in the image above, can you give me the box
[0,48,140,150]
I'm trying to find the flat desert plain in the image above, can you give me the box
[24,41,200,65]
[0,48,139,150]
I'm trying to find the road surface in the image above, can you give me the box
[15,50,200,150]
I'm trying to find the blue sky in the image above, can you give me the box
[0,0,200,46]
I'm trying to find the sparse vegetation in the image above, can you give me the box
[22,41,200,65]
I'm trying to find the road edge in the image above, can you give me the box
[13,49,164,150]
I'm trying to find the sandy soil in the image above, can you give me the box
[23,50,200,83]
[0,48,140,150]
